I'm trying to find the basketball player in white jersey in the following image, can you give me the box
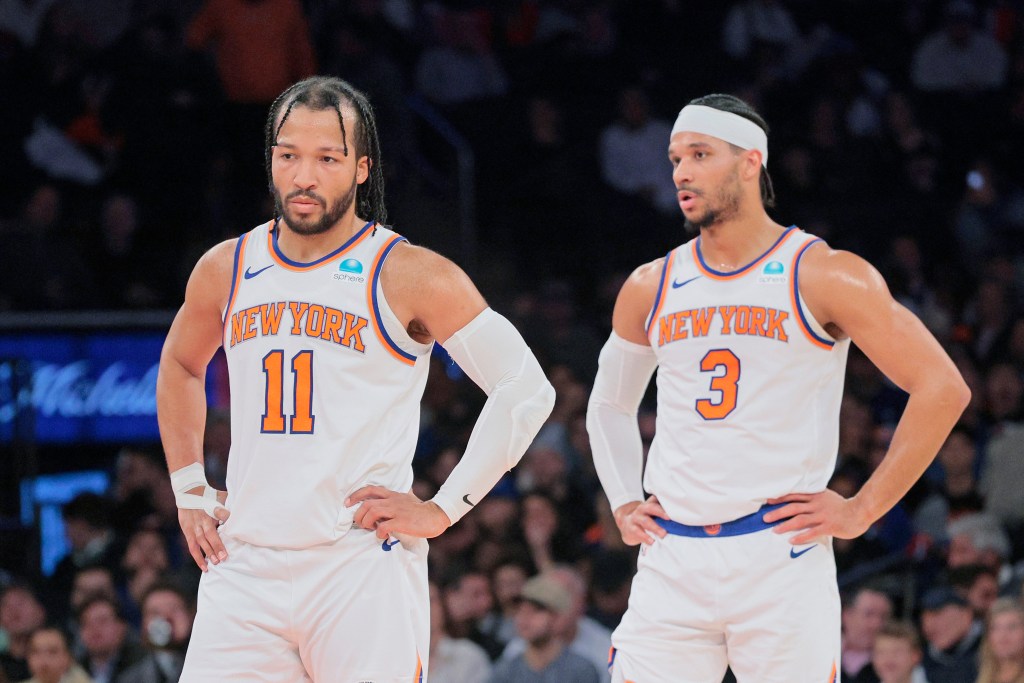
[156,76,555,682]
[586,93,970,682]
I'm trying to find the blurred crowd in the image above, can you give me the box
[3,0,1024,682]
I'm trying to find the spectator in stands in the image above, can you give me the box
[500,566,611,683]
[479,556,532,652]
[975,597,1024,683]
[428,581,492,683]
[948,564,999,622]
[90,194,164,309]
[0,184,94,311]
[981,417,1024,532]
[946,514,1012,581]
[23,626,92,683]
[911,1,1007,94]
[489,573,598,683]
[721,0,800,63]
[75,596,143,683]
[969,285,1018,372]
[50,495,120,616]
[114,583,193,683]
[872,621,928,683]
[0,584,46,681]
[914,428,984,544]
[519,492,585,573]
[598,85,677,214]
[0,0,59,48]
[587,550,633,632]
[919,585,982,683]
[119,531,167,621]
[441,567,501,660]
[186,0,316,226]
[842,585,894,682]
[67,566,118,646]
[414,7,508,108]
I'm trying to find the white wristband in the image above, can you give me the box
[169,462,226,518]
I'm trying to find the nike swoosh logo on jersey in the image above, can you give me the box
[463,494,476,507]
[671,275,701,289]
[381,539,400,551]
[244,264,274,279]
[790,545,815,559]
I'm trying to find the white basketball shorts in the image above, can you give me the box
[609,506,840,683]
[181,528,429,682]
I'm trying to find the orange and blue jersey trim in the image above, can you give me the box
[268,218,375,271]
[222,231,251,341]
[413,653,423,682]
[644,249,674,337]
[692,226,797,280]
[367,235,417,366]
[827,660,837,683]
[789,238,834,351]
[607,646,616,673]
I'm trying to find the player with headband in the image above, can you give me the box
[587,93,969,682]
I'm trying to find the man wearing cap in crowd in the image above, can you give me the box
[488,574,599,683]
[919,585,982,683]
[586,92,969,682]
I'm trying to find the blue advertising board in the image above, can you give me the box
[0,331,220,443]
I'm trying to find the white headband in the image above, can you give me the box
[671,104,768,167]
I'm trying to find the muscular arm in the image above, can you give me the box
[587,259,669,545]
[349,244,555,535]
[766,245,971,542]
[156,239,235,569]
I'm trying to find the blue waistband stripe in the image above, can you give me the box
[655,502,789,538]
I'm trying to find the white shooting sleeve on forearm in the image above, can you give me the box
[586,332,658,513]
[433,308,556,525]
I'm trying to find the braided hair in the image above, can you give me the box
[265,76,387,225]
[687,93,776,209]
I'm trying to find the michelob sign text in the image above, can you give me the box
[0,332,211,443]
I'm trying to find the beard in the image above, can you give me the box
[273,181,358,236]
[683,168,742,234]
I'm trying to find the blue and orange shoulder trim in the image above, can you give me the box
[367,235,417,366]
[692,226,796,280]
[268,219,375,271]
[644,249,674,338]
[789,238,834,350]
[221,230,252,341]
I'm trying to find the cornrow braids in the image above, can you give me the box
[688,93,776,209]
[264,76,388,225]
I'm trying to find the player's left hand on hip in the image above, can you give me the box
[347,486,451,540]
[763,490,871,545]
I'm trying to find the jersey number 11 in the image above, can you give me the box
[261,349,315,434]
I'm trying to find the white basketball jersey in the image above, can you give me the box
[219,219,432,548]
[644,227,850,525]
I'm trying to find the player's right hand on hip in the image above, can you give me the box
[177,488,230,572]
[614,495,669,546]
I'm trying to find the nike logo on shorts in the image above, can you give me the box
[244,264,274,279]
[671,275,701,289]
[790,545,815,559]
[381,539,400,551]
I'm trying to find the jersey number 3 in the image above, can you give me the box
[261,350,315,434]
[696,348,740,420]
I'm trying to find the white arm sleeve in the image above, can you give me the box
[433,308,556,525]
[586,332,658,513]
